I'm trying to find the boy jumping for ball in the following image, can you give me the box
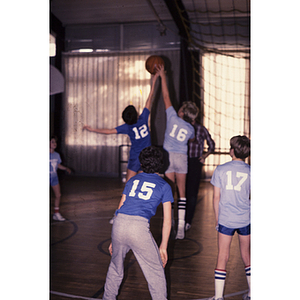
[83,72,159,182]
[209,135,251,300]
[156,65,199,239]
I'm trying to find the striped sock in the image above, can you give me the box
[177,197,186,221]
[175,198,186,239]
[245,265,251,297]
[214,269,226,299]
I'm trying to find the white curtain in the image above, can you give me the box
[61,50,180,176]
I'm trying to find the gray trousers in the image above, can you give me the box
[103,213,167,300]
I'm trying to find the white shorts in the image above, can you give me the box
[165,152,188,174]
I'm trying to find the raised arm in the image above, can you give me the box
[83,125,117,134]
[156,65,172,110]
[144,72,160,110]
[159,201,172,268]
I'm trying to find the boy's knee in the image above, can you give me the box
[55,192,61,198]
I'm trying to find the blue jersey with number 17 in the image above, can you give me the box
[116,172,174,222]
[211,160,251,228]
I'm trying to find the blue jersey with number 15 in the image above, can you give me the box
[116,172,174,222]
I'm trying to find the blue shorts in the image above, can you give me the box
[50,174,59,187]
[127,157,142,173]
[218,223,250,236]
[165,152,188,174]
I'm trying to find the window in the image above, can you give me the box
[202,53,250,176]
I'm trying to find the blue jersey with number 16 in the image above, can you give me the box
[116,172,174,222]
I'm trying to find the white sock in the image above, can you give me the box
[177,197,186,222]
[176,198,186,239]
[245,265,251,297]
[214,269,226,299]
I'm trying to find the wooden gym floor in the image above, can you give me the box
[50,175,249,300]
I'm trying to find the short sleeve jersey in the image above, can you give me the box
[211,160,251,228]
[116,172,174,222]
[116,108,151,160]
[50,151,61,176]
[163,106,195,154]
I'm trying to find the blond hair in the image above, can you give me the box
[181,101,199,124]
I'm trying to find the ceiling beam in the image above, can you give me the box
[163,0,190,38]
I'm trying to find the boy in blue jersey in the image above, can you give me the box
[83,73,159,182]
[209,135,251,300]
[50,136,71,221]
[102,146,173,300]
[156,65,199,239]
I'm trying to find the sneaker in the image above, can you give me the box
[175,226,185,239]
[53,212,66,221]
[208,297,224,300]
[185,223,191,231]
[242,294,250,300]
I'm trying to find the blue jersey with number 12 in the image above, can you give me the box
[116,108,151,160]
[116,172,174,222]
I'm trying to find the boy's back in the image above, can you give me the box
[211,160,250,228]
[117,172,173,221]
[116,107,151,156]
[163,106,195,154]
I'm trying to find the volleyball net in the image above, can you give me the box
[176,0,250,176]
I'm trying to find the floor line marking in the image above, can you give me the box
[50,288,249,300]
[50,290,101,300]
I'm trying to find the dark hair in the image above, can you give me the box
[50,135,58,142]
[230,135,250,159]
[122,105,138,125]
[139,146,163,173]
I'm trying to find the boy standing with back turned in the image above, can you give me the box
[209,135,251,300]
[102,146,173,300]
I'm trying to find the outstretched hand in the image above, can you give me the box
[83,125,92,131]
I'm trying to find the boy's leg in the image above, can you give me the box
[214,232,233,299]
[132,227,168,300]
[103,216,130,300]
[52,183,61,211]
[51,183,65,221]
[239,234,251,298]
[186,158,202,226]
[175,172,186,239]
